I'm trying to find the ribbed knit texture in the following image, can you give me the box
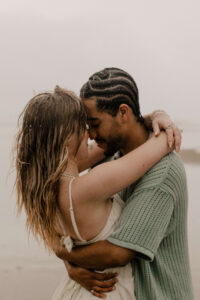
[108,152,194,300]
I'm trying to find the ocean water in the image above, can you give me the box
[177,120,200,153]
[0,120,200,297]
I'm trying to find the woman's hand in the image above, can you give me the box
[65,262,118,299]
[144,111,182,152]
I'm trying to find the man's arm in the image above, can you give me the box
[53,184,174,297]
[55,186,173,269]
[54,240,135,270]
[54,190,173,269]
[52,230,121,298]
[53,239,134,298]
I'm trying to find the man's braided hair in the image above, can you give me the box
[80,67,144,124]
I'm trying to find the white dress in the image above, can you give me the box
[52,178,135,300]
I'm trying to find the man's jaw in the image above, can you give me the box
[100,141,119,157]
[95,138,121,156]
[95,138,106,148]
[95,139,113,155]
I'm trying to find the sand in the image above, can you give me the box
[0,267,64,300]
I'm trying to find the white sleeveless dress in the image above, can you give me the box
[52,178,135,300]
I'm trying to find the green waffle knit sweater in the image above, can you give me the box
[107,152,194,300]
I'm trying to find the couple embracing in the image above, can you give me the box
[16,68,194,299]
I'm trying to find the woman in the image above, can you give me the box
[15,86,171,299]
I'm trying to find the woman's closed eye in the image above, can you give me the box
[89,122,100,129]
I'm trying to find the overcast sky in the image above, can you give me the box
[1,0,200,122]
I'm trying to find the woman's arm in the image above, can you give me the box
[74,132,170,203]
[78,141,105,173]
[78,112,181,173]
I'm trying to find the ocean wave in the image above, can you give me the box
[180,149,200,164]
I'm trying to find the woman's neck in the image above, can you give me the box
[63,157,79,177]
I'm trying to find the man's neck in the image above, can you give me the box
[120,123,149,155]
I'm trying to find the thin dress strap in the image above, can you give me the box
[69,178,86,242]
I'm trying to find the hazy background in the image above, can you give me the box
[0,0,200,299]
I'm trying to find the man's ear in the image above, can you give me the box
[118,104,129,122]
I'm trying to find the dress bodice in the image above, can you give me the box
[75,194,124,246]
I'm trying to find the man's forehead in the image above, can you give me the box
[83,98,103,122]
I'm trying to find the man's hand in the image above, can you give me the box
[144,111,182,152]
[66,262,118,299]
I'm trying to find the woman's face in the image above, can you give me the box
[75,129,89,162]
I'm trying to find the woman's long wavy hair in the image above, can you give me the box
[15,86,87,250]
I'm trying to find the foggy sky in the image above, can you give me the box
[1,0,200,122]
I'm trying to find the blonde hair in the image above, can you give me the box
[15,86,86,249]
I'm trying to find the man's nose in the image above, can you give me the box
[88,128,97,140]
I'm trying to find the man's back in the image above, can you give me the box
[108,152,194,299]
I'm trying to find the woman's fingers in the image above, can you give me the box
[152,117,182,152]
[152,121,160,136]
[173,126,182,152]
[151,112,182,152]
[165,126,174,149]
[165,123,182,152]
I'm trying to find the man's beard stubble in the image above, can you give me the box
[103,135,124,157]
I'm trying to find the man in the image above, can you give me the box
[55,68,194,299]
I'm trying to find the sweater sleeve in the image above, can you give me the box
[107,187,174,261]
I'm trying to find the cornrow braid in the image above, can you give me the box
[80,67,144,124]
